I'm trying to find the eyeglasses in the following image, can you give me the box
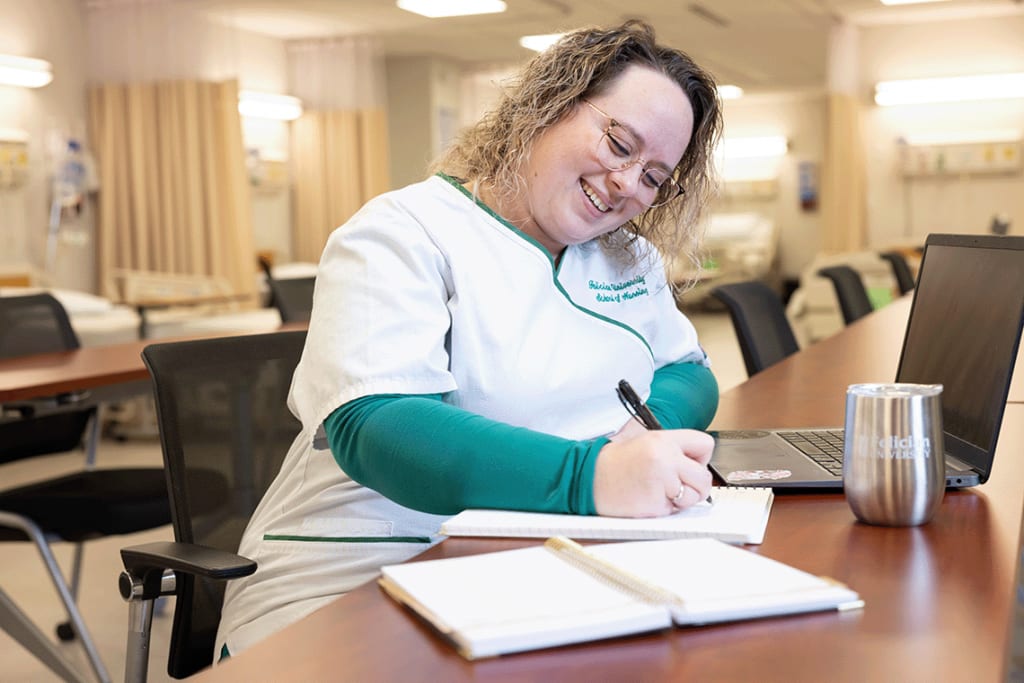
[583,100,684,209]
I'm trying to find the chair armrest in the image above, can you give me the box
[120,541,256,601]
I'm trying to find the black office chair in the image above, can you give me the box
[710,281,800,377]
[879,251,916,296]
[816,265,875,325]
[120,329,305,681]
[267,276,316,323]
[259,256,315,324]
[0,293,171,683]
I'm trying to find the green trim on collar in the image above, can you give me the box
[437,172,553,265]
[263,534,432,544]
[435,172,654,358]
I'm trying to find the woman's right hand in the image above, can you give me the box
[591,429,715,518]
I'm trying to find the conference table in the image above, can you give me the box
[185,296,1024,683]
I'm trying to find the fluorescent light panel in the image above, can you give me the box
[238,91,303,121]
[397,0,506,18]
[519,33,564,52]
[0,128,30,143]
[721,136,788,159]
[875,72,1024,106]
[902,129,1022,146]
[0,54,53,88]
[879,0,950,5]
[718,85,744,100]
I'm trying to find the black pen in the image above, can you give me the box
[615,379,713,505]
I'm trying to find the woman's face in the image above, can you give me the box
[513,64,694,258]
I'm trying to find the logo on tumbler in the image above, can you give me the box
[856,435,931,460]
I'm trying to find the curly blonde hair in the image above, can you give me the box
[430,20,722,282]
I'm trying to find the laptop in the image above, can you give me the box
[710,233,1024,490]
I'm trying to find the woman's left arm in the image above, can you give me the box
[643,361,719,430]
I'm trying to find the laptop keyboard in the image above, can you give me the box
[779,430,846,476]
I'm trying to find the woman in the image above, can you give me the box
[217,20,723,658]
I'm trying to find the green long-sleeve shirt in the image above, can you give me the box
[324,361,718,516]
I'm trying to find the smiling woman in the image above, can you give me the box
[493,65,695,257]
[435,21,722,279]
[215,20,725,661]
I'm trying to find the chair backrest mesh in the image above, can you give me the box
[0,294,90,464]
[711,281,799,377]
[880,251,916,296]
[142,330,305,678]
[267,276,315,323]
[0,293,80,359]
[817,265,875,324]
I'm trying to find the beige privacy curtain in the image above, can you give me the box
[820,92,868,252]
[88,79,255,299]
[290,109,390,262]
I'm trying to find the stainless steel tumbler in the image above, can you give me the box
[843,383,945,526]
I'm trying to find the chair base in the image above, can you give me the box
[0,588,90,683]
[0,511,111,683]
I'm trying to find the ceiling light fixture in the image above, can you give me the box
[720,136,788,159]
[878,0,951,5]
[238,91,303,121]
[718,85,744,100]
[901,130,1022,146]
[875,72,1024,106]
[519,33,564,52]
[397,0,507,18]
[0,54,53,89]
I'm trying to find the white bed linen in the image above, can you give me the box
[0,286,141,346]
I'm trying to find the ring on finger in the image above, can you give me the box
[670,483,687,505]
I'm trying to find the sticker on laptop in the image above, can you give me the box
[726,469,794,482]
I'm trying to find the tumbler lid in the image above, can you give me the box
[847,382,943,397]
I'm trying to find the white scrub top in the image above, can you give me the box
[216,174,709,656]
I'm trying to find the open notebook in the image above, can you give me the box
[379,536,863,660]
[441,486,773,544]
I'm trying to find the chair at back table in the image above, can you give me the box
[0,293,170,683]
[267,276,316,323]
[879,251,916,296]
[260,256,315,324]
[816,265,875,325]
[710,281,800,377]
[119,329,305,681]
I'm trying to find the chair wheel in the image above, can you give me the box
[56,622,76,641]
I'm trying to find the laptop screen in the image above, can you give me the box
[895,234,1024,481]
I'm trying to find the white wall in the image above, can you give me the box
[88,2,294,270]
[386,56,463,189]
[717,93,827,278]
[0,2,293,293]
[694,13,1024,280]
[87,3,286,86]
[0,0,90,289]
[858,15,1024,246]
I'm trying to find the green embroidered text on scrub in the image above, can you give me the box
[588,275,646,291]
[590,276,650,303]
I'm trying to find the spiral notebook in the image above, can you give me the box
[379,536,863,660]
[440,486,773,544]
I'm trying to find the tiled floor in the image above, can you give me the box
[0,310,745,682]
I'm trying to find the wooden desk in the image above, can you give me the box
[0,322,307,403]
[194,301,1024,682]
